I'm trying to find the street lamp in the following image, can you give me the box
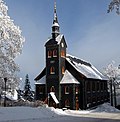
[48,93,50,107]
[4,77,7,107]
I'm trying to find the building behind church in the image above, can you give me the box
[35,2,109,110]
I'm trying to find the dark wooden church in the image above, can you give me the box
[35,2,109,110]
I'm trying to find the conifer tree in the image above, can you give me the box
[24,74,33,101]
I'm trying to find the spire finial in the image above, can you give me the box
[53,0,58,24]
[52,0,60,39]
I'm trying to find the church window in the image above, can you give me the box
[50,86,55,92]
[61,50,65,57]
[48,51,52,58]
[75,86,79,94]
[62,66,65,74]
[39,86,44,94]
[50,67,55,74]
[65,86,69,94]
[65,99,70,107]
[53,50,57,57]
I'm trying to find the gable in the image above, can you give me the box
[60,70,80,84]
[45,34,67,47]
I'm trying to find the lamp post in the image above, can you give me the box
[48,93,50,107]
[4,77,7,107]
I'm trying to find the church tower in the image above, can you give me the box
[45,1,67,107]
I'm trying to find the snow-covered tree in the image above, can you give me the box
[24,74,33,101]
[108,0,120,15]
[0,0,25,94]
[104,61,120,107]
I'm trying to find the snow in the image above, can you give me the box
[0,0,25,92]
[6,89,18,100]
[91,103,120,113]
[50,92,59,104]
[66,54,107,80]
[0,103,120,122]
[1,90,18,101]
[56,34,63,44]
[60,70,80,84]
[52,22,59,27]
[35,75,46,85]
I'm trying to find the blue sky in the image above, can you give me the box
[5,0,120,89]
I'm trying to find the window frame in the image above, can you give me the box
[62,66,65,74]
[48,50,52,58]
[65,86,69,94]
[50,67,55,74]
[53,50,57,57]
[50,86,55,92]
[65,99,70,107]
[61,50,65,57]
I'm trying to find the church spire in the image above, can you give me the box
[52,0,60,39]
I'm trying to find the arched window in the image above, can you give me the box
[65,86,69,94]
[65,99,70,107]
[61,50,65,57]
[48,51,52,58]
[50,67,55,74]
[50,86,55,92]
[75,86,79,94]
[53,50,57,57]
[62,66,65,74]
[39,86,44,94]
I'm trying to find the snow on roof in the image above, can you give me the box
[56,34,63,44]
[45,34,63,45]
[35,75,46,85]
[66,54,107,80]
[60,70,80,84]
[50,92,59,104]
[52,22,59,27]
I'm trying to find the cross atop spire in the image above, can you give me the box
[52,0,60,39]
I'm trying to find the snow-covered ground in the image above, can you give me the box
[0,103,120,122]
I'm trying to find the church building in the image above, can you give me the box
[35,2,109,110]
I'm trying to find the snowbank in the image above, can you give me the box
[0,103,120,122]
[91,103,120,113]
[49,103,120,116]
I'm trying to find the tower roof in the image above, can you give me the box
[52,1,59,27]
[52,1,60,39]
